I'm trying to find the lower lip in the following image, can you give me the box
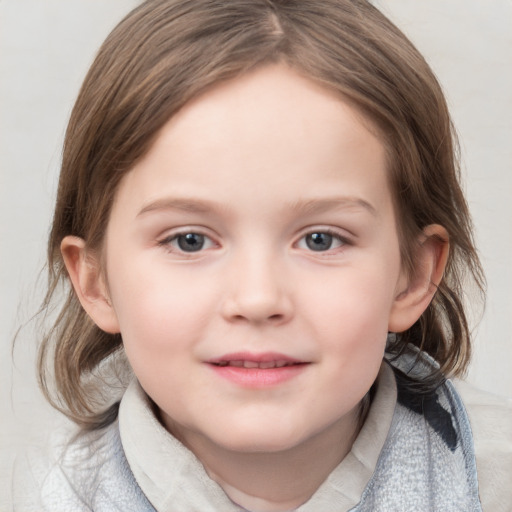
[208,364,308,387]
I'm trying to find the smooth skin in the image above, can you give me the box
[62,64,448,511]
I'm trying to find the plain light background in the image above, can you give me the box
[1,1,511,509]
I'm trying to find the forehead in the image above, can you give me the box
[164,64,384,163]
[111,64,393,223]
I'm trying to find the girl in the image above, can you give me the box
[16,0,511,510]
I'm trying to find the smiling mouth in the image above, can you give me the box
[207,356,308,387]
[211,360,305,369]
[206,352,311,385]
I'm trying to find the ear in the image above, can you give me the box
[388,224,449,333]
[61,236,120,334]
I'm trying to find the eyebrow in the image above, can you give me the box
[137,198,222,216]
[288,197,378,217]
[137,196,378,218]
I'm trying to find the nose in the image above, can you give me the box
[221,250,294,325]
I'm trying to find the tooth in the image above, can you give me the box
[217,361,228,367]
[275,360,287,368]
[259,361,276,369]
[243,361,259,369]
[230,360,244,367]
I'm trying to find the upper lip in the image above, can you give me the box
[206,352,307,368]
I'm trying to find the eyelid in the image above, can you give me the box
[294,226,353,252]
[157,226,220,253]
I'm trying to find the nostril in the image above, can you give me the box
[220,292,293,324]
[231,313,283,323]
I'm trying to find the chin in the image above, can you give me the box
[211,424,315,454]
[222,437,301,454]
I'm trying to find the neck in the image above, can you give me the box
[173,407,361,512]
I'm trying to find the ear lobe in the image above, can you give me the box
[388,224,449,333]
[61,236,120,334]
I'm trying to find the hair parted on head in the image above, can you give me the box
[39,0,484,429]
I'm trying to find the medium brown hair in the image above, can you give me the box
[39,0,485,429]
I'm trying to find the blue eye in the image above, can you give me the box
[298,231,346,252]
[160,232,215,253]
[176,233,205,252]
[306,232,333,251]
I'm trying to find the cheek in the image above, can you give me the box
[106,260,215,366]
[304,263,399,332]
[300,261,398,377]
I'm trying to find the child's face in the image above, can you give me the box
[101,65,409,454]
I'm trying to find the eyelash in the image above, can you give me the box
[295,228,351,253]
[157,227,351,255]
[157,229,217,255]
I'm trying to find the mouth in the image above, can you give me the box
[206,352,309,387]
[211,360,304,369]
[206,352,307,368]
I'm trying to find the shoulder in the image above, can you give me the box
[13,419,154,512]
[14,421,117,511]
[454,379,512,512]
[13,421,88,511]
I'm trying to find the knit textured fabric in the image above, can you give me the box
[17,349,483,511]
[352,372,481,511]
